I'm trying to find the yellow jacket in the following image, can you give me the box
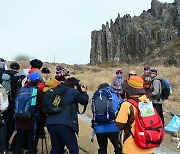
[43,79,60,92]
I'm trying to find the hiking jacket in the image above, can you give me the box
[115,95,154,154]
[43,79,60,92]
[111,76,124,94]
[93,87,122,134]
[141,74,151,96]
[150,76,163,104]
[15,82,46,130]
[45,87,89,134]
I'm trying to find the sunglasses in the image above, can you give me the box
[116,72,122,74]
[129,73,136,76]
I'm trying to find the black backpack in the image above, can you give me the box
[42,84,67,115]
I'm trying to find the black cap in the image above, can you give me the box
[41,67,51,73]
[150,68,157,74]
[10,62,20,70]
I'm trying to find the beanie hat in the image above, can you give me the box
[28,72,41,82]
[122,76,146,95]
[30,59,43,69]
[55,65,70,79]
[41,67,51,73]
[10,62,20,70]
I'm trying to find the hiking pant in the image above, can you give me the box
[47,124,79,154]
[153,103,164,126]
[3,106,14,150]
[13,129,38,154]
[96,132,122,154]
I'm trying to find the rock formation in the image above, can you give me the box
[90,0,180,65]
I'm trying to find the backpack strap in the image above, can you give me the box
[127,98,138,108]
[126,98,139,139]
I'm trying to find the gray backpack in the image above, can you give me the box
[1,73,11,95]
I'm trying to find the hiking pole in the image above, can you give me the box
[90,130,95,142]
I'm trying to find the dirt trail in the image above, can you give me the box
[36,117,179,154]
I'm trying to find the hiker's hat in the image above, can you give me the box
[28,72,41,82]
[122,76,146,95]
[55,65,70,77]
[10,62,20,70]
[129,70,137,76]
[116,68,123,74]
[144,66,150,71]
[150,68,157,74]
[41,67,51,74]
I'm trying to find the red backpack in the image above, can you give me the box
[128,98,164,149]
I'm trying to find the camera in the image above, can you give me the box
[77,84,83,94]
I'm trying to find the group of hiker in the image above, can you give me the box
[0,57,171,154]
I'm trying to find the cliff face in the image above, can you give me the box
[90,0,180,65]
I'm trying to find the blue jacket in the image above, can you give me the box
[93,87,123,133]
[45,87,89,134]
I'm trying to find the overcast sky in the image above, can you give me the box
[0,0,174,64]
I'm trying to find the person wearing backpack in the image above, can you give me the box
[91,83,123,154]
[0,62,22,150]
[0,84,9,153]
[13,72,46,154]
[149,68,164,125]
[115,76,156,154]
[45,77,88,154]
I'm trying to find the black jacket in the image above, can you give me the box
[45,87,89,134]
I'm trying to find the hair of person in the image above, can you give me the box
[30,59,43,69]
[64,77,79,88]
[10,62,20,70]
[97,83,110,90]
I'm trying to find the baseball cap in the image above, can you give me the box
[41,67,51,73]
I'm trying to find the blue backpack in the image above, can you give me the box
[14,86,38,120]
[158,79,172,100]
[92,89,116,124]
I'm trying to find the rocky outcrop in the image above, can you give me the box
[90,0,180,65]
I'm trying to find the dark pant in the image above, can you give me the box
[47,124,79,154]
[153,103,164,126]
[13,129,39,154]
[96,132,122,154]
[3,105,15,149]
[0,115,6,152]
